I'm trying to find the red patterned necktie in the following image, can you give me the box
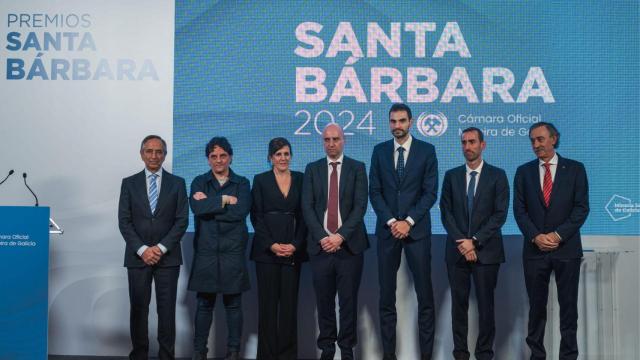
[327,162,340,233]
[542,162,552,207]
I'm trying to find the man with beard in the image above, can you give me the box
[369,103,438,360]
[440,127,509,360]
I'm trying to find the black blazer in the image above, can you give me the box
[440,162,509,265]
[118,169,189,268]
[369,138,438,241]
[301,156,369,255]
[514,155,590,259]
[250,170,308,264]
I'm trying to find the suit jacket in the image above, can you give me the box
[118,169,189,268]
[514,154,590,259]
[440,162,509,265]
[250,170,308,264]
[301,156,369,255]
[369,138,438,241]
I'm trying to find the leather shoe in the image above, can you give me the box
[382,354,397,360]
[339,347,354,360]
[320,351,335,360]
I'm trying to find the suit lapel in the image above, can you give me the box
[533,161,546,208]
[339,158,350,199]
[135,171,153,215]
[319,159,328,209]
[401,140,415,181]
[382,141,400,185]
[549,155,566,208]
[154,170,171,215]
[456,166,468,216]
[473,164,490,207]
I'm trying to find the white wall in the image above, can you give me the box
[0,0,175,356]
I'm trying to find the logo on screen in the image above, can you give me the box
[605,194,639,222]
[416,112,448,137]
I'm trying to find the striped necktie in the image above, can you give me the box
[149,173,159,213]
[542,162,552,207]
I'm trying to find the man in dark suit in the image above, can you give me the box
[440,127,509,360]
[118,135,189,360]
[369,103,438,360]
[302,123,369,360]
[514,122,589,360]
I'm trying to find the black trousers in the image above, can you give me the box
[524,257,581,360]
[378,237,435,357]
[127,265,179,360]
[193,292,243,354]
[447,260,500,360]
[310,250,364,360]
[255,261,301,360]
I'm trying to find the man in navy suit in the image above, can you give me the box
[514,122,589,360]
[302,123,369,360]
[440,127,509,360]
[369,103,438,360]
[118,135,189,360]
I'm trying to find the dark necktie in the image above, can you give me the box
[396,147,405,179]
[542,162,552,207]
[327,161,340,233]
[467,170,477,236]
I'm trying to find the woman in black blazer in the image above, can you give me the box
[250,137,307,360]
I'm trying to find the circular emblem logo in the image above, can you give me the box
[416,112,448,137]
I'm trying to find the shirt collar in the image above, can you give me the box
[466,160,484,175]
[394,134,413,152]
[144,167,163,179]
[538,152,558,166]
[327,154,344,165]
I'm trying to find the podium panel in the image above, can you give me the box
[0,206,50,359]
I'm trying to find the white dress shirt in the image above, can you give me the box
[137,167,167,256]
[393,134,413,168]
[536,153,562,241]
[538,152,558,190]
[387,135,415,227]
[466,160,484,197]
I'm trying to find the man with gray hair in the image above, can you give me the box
[118,135,188,360]
[514,122,589,360]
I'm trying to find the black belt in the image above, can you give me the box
[265,211,295,216]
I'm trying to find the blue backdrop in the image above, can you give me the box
[174,1,639,235]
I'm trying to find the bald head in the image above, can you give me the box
[322,123,345,160]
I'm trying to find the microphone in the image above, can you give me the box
[22,173,39,207]
[0,169,14,185]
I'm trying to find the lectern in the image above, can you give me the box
[0,206,50,359]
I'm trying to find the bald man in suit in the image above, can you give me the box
[302,124,369,360]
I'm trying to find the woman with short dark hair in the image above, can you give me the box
[188,137,251,360]
[250,137,307,360]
